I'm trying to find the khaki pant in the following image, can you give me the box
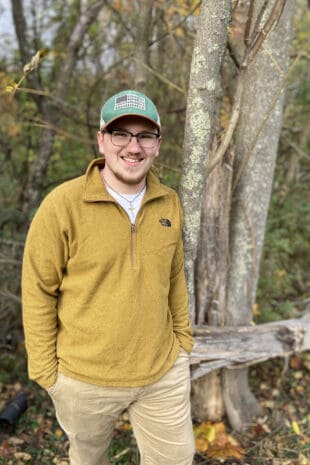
[49,349,195,465]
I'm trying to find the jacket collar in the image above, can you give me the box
[83,157,168,203]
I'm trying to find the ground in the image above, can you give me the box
[0,348,309,465]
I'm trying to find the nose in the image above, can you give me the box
[127,135,142,153]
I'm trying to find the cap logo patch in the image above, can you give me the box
[114,94,146,111]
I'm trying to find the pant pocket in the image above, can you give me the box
[46,376,59,396]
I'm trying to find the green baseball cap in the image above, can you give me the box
[100,90,161,131]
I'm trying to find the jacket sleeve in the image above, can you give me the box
[168,198,194,353]
[22,194,69,389]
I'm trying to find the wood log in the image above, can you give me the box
[190,312,310,380]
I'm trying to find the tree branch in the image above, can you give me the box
[243,0,286,66]
[133,0,154,91]
[208,0,289,178]
[10,0,30,64]
[54,0,105,101]
[105,0,135,39]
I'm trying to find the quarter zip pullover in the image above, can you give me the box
[22,158,193,389]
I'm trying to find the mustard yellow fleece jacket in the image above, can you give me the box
[22,158,193,389]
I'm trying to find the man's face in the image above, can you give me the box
[97,115,161,191]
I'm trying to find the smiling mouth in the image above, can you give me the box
[121,156,144,165]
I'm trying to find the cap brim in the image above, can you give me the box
[100,113,160,131]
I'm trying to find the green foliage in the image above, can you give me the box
[256,4,310,323]
[257,179,309,322]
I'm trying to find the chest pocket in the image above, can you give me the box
[141,215,179,258]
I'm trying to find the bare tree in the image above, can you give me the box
[182,0,302,431]
[11,0,105,216]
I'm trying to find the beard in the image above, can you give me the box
[113,171,146,186]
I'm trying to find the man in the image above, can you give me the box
[22,90,195,465]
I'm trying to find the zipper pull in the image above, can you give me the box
[131,224,136,233]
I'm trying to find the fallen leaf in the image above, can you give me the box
[298,453,310,465]
[55,428,63,438]
[194,421,244,460]
[14,451,32,460]
[296,385,305,393]
[290,355,302,369]
[292,420,301,435]
[194,422,216,442]
[208,443,245,461]
[195,436,209,453]
[194,421,217,452]
[0,440,13,458]
[253,423,265,436]
[261,400,275,409]
[8,437,24,446]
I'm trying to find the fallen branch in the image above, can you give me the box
[190,312,310,380]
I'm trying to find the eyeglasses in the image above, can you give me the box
[104,129,160,149]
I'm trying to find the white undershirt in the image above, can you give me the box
[105,185,146,224]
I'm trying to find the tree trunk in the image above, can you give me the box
[191,145,235,420]
[181,0,232,422]
[180,0,232,324]
[133,0,154,92]
[223,0,296,431]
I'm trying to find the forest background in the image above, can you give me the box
[0,0,309,464]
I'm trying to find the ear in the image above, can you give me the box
[154,136,162,158]
[97,131,104,153]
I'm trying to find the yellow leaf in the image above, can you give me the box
[5,84,16,93]
[292,421,301,435]
[117,422,132,431]
[253,303,260,316]
[190,0,201,15]
[194,421,217,453]
[194,421,216,442]
[55,428,63,437]
[175,27,185,38]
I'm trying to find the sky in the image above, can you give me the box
[0,2,16,58]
